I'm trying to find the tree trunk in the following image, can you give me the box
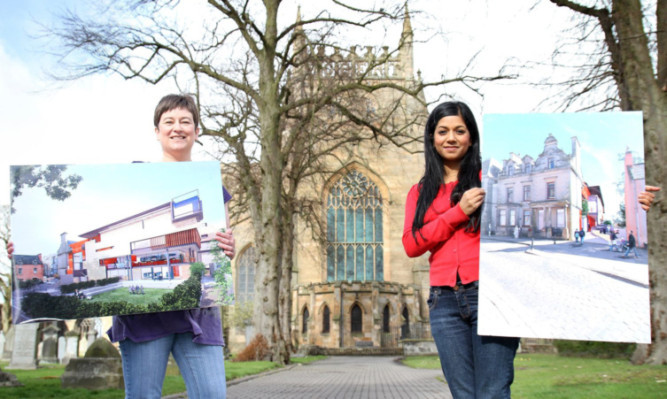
[279,211,295,363]
[610,0,667,364]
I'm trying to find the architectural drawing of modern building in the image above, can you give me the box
[71,190,216,282]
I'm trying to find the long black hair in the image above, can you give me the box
[411,101,482,238]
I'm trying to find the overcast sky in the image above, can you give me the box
[0,0,582,208]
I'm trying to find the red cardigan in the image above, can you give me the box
[402,181,480,286]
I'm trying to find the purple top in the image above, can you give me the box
[108,187,232,346]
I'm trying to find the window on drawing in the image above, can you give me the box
[548,158,555,169]
[523,186,530,201]
[557,209,566,227]
[547,183,556,199]
[507,188,514,202]
[523,210,531,226]
[499,209,507,226]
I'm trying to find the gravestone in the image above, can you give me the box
[7,323,39,369]
[57,336,67,364]
[61,337,123,390]
[40,324,60,364]
[86,329,98,349]
[62,331,80,365]
[2,325,14,361]
[0,331,5,358]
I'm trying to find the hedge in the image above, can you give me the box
[22,274,201,319]
[60,276,121,294]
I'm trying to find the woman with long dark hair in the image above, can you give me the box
[402,101,519,398]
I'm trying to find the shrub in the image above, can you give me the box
[60,280,95,294]
[155,273,202,311]
[96,276,121,287]
[17,278,42,290]
[233,334,270,362]
[22,293,81,319]
[21,291,150,319]
[60,276,122,294]
[554,340,636,359]
[189,262,206,277]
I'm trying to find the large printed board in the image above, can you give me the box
[478,112,650,343]
[10,161,234,323]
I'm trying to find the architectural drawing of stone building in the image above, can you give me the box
[482,133,585,240]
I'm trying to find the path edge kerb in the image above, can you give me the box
[226,363,300,387]
[161,361,308,399]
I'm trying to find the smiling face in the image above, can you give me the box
[155,107,199,162]
[432,114,471,169]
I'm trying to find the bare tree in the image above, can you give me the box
[547,0,667,364]
[49,0,508,363]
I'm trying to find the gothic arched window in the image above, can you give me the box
[236,247,256,303]
[401,305,410,338]
[382,304,390,333]
[326,170,383,282]
[302,307,309,334]
[351,304,362,333]
[322,305,330,334]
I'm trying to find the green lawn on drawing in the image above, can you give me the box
[87,287,170,306]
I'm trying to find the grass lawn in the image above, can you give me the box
[88,287,170,305]
[402,353,667,398]
[0,356,324,398]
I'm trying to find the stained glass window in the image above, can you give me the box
[326,170,384,282]
[236,247,256,303]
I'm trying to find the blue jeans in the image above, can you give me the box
[624,246,638,257]
[429,283,519,399]
[119,333,226,399]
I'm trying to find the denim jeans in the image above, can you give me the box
[623,246,638,257]
[429,283,519,399]
[119,333,226,399]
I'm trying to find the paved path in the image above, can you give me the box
[225,356,451,399]
[479,237,650,342]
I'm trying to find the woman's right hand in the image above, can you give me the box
[6,241,13,259]
[459,188,486,216]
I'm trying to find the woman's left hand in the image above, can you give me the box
[215,229,236,260]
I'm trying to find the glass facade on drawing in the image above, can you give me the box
[326,170,383,282]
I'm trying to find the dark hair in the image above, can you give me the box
[412,101,482,238]
[153,94,200,128]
